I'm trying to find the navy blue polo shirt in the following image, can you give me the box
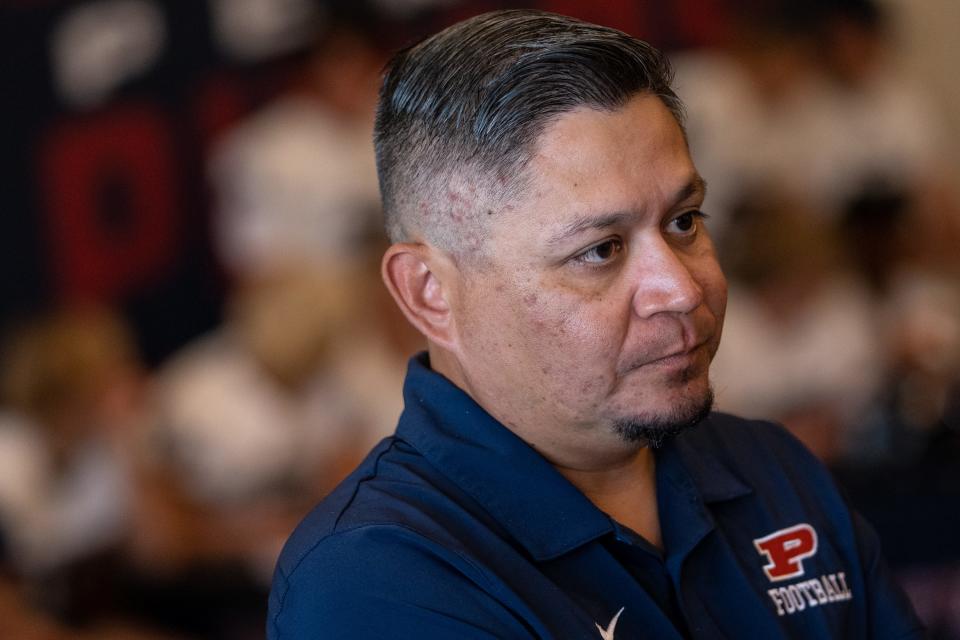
[268,355,923,639]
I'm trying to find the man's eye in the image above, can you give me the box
[668,210,707,235]
[574,238,623,265]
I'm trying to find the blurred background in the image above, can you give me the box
[0,0,958,637]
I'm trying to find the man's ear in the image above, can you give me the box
[381,243,459,350]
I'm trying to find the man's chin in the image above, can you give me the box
[610,388,714,448]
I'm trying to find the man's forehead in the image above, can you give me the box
[532,94,683,160]
[504,96,696,206]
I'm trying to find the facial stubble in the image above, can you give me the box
[611,378,714,449]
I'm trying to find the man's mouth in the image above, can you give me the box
[620,340,710,374]
[646,343,705,368]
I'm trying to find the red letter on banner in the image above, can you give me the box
[39,104,178,303]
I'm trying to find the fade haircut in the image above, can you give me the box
[374,9,684,256]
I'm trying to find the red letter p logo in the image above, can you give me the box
[753,524,818,582]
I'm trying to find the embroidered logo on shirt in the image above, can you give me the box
[766,571,853,616]
[595,606,624,640]
[753,524,853,616]
[753,523,818,581]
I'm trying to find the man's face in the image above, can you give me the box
[450,94,727,458]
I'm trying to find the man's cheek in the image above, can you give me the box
[516,292,572,339]
[701,263,728,312]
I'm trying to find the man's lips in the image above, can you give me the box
[655,341,705,360]
[646,346,703,368]
[619,340,709,374]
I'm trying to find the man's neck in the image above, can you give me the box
[555,447,662,551]
[428,345,663,548]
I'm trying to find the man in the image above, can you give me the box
[268,10,923,639]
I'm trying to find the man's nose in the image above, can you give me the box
[630,239,704,318]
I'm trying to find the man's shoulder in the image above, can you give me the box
[268,437,518,639]
[269,507,516,640]
[273,435,491,584]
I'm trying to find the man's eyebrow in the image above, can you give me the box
[545,174,708,247]
[546,211,634,248]
[673,174,708,208]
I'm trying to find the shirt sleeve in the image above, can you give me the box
[852,511,927,640]
[268,523,534,640]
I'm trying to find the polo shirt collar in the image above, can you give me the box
[396,355,753,563]
[671,418,755,505]
[655,426,753,576]
[396,354,612,561]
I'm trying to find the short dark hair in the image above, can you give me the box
[374,9,684,254]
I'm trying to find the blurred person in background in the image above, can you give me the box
[105,11,421,639]
[201,6,415,501]
[152,264,381,573]
[209,13,386,280]
[138,261,419,640]
[808,0,950,208]
[672,0,828,245]
[673,0,957,248]
[709,190,883,462]
[836,189,960,468]
[0,306,176,639]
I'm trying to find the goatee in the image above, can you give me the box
[611,388,714,448]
